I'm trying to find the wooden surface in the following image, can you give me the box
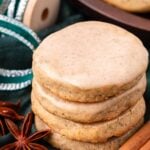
[119,121,150,150]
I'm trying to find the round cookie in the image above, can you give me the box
[35,116,144,150]
[32,76,146,123]
[33,21,148,103]
[104,0,150,13]
[32,97,145,143]
[23,0,60,31]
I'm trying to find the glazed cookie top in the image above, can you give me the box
[33,21,148,90]
[104,0,150,12]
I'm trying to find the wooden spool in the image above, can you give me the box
[23,0,60,31]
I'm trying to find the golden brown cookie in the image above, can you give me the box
[35,116,144,150]
[32,97,145,143]
[32,75,146,123]
[104,0,150,13]
[33,21,148,103]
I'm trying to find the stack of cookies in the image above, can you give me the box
[31,21,148,150]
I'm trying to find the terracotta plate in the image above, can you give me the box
[69,0,150,47]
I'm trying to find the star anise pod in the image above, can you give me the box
[0,101,24,136]
[0,113,50,150]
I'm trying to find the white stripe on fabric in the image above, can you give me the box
[0,68,32,77]
[0,80,31,90]
[7,0,16,18]
[0,15,41,43]
[0,26,34,50]
[0,14,40,90]
[15,0,29,21]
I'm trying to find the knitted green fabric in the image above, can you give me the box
[0,14,40,91]
[0,0,3,5]
[5,0,29,21]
